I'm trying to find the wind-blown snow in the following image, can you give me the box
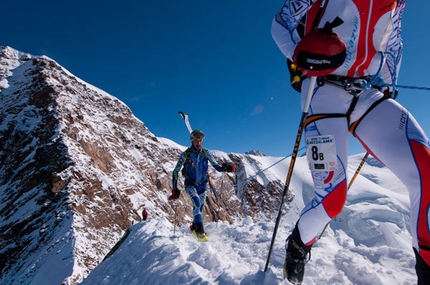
[81,154,417,285]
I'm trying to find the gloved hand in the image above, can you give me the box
[287,58,306,93]
[168,188,180,200]
[222,162,236,173]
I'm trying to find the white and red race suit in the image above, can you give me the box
[271,0,430,272]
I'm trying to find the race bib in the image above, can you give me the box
[306,134,337,171]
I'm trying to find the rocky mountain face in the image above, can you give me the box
[0,46,286,284]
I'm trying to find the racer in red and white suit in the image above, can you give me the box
[271,0,430,282]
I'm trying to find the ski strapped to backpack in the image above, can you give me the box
[179,111,193,133]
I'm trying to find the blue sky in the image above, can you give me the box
[3,1,430,157]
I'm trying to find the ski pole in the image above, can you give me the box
[208,175,220,227]
[348,152,369,190]
[172,200,178,234]
[264,76,317,272]
[220,171,230,212]
[316,152,369,240]
[316,151,370,240]
[209,175,219,202]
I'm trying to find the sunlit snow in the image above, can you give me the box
[81,153,417,285]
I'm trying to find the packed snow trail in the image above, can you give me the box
[81,215,416,284]
[81,155,417,285]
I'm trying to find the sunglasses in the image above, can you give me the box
[191,133,204,139]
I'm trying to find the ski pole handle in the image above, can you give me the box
[302,76,316,113]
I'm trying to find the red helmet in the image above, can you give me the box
[293,17,346,77]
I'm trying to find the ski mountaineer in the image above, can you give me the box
[141,208,148,221]
[271,0,430,284]
[169,130,235,241]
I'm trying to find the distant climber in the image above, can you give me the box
[141,208,148,221]
[169,130,235,241]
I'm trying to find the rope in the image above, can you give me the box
[390,84,430,91]
[211,146,306,192]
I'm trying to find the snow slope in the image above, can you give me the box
[81,154,416,285]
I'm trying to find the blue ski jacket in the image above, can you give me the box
[172,147,224,193]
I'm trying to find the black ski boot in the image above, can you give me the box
[190,223,197,235]
[284,225,311,284]
[414,247,430,284]
[195,222,208,242]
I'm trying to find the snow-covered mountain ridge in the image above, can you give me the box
[80,154,416,285]
[0,46,416,284]
[0,46,284,284]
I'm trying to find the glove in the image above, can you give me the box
[168,188,180,200]
[222,162,236,173]
[287,58,306,93]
